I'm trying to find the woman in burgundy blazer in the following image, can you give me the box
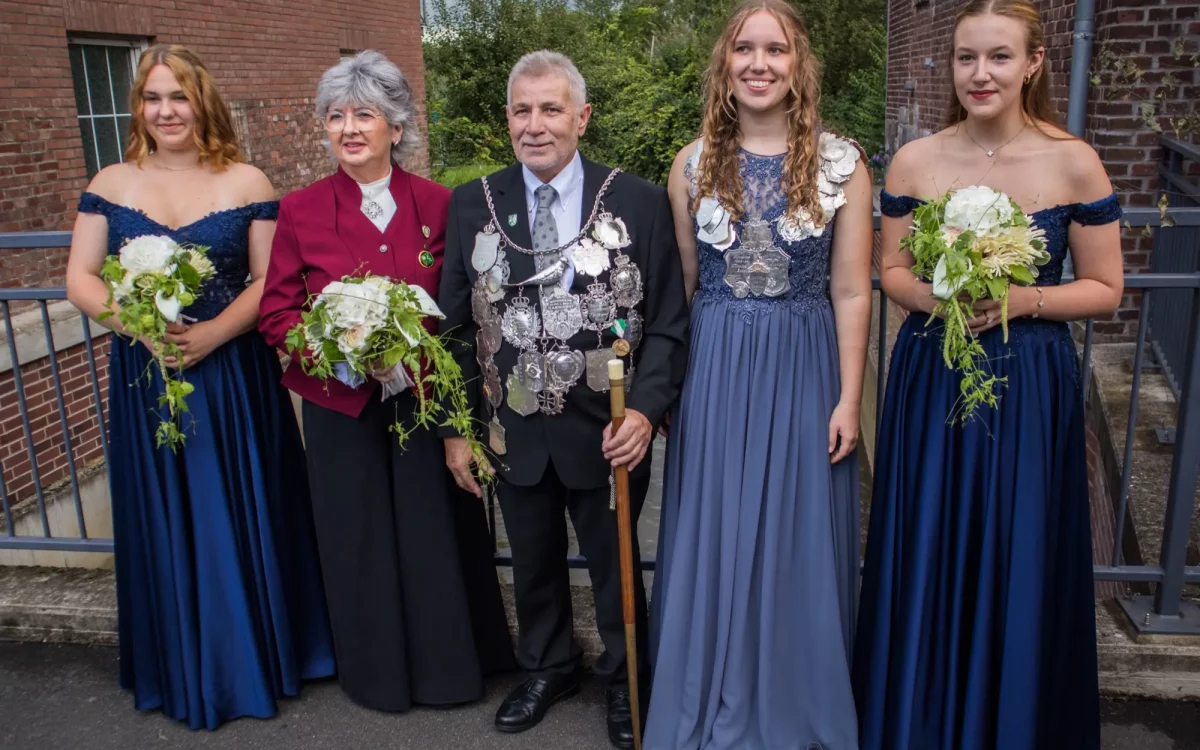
[258,51,514,714]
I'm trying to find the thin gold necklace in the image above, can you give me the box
[962,122,1026,158]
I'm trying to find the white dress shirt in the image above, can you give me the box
[357,169,396,233]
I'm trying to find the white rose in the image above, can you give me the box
[154,289,183,322]
[336,324,371,355]
[120,235,179,275]
[944,186,1014,236]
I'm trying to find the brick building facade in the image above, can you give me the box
[0,0,429,509]
[885,0,1199,338]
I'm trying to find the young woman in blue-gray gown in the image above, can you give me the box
[853,2,1124,748]
[645,1,874,747]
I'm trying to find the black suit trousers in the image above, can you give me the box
[498,460,651,685]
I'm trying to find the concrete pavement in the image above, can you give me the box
[2,643,1198,750]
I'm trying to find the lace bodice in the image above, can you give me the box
[879,190,1123,287]
[685,136,858,313]
[78,192,278,321]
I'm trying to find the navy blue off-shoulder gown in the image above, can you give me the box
[79,192,335,729]
[853,190,1122,750]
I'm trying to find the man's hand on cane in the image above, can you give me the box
[444,436,493,498]
[602,409,652,471]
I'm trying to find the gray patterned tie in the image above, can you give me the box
[532,183,559,256]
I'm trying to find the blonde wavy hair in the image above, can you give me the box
[695,0,823,224]
[124,44,243,170]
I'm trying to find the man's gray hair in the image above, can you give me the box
[506,50,588,108]
[315,50,420,163]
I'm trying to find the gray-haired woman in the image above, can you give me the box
[260,50,515,712]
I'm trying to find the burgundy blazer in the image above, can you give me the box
[259,165,450,417]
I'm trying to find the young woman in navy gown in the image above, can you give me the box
[66,44,334,729]
[853,2,1124,748]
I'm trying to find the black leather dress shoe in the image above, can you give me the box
[605,686,637,749]
[494,674,581,733]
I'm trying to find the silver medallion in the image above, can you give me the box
[585,348,615,392]
[483,361,503,409]
[485,255,510,303]
[476,318,501,357]
[582,282,617,332]
[488,417,507,455]
[572,238,611,278]
[542,288,584,341]
[545,346,585,391]
[506,373,539,417]
[624,310,644,351]
[537,389,565,416]
[472,224,502,272]
[471,283,497,325]
[516,350,546,393]
[610,254,644,308]
[501,294,540,350]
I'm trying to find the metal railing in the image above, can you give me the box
[3,211,1200,633]
[1147,136,1200,398]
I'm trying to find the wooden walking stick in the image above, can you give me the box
[607,358,643,750]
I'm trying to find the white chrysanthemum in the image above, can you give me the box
[186,249,215,279]
[945,186,1014,236]
[120,235,178,275]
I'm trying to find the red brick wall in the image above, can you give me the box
[886,0,1200,339]
[0,334,109,509]
[0,0,431,290]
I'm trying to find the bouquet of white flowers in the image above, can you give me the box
[100,234,216,450]
[904,185,1051,423]
[285,273,487,473]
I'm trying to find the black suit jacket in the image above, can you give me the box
[437,156,689,489]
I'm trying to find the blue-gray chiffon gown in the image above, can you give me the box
[646,149,861,749]
[852,190,1122,750]
[79,192,335,729]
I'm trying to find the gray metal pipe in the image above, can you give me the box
[1066,0,1097,136]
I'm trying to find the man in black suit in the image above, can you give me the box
[438,50,688,749]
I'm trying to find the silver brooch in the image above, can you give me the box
[501,294,540,350]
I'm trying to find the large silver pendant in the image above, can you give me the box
[545,346,585,391]
[586,348,615,392]
[506,372,539,417]
[488,417,507,455]
[472,223,502,272]
[582,282,617,332]
[723,218,790,298]
[610,254,644,308]
[542,288,583,341]
[516,350,546,393]
[501,294,540,350]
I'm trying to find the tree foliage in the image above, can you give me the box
[423,0,886,185]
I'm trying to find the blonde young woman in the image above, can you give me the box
[66,44,333,729]
[853,1,1123,748]
[646,1,873,747]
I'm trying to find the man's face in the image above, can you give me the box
[506,73,591,182]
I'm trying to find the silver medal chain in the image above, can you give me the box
[480,168,623,256]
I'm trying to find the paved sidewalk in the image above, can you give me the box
[2,643,1197,749]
